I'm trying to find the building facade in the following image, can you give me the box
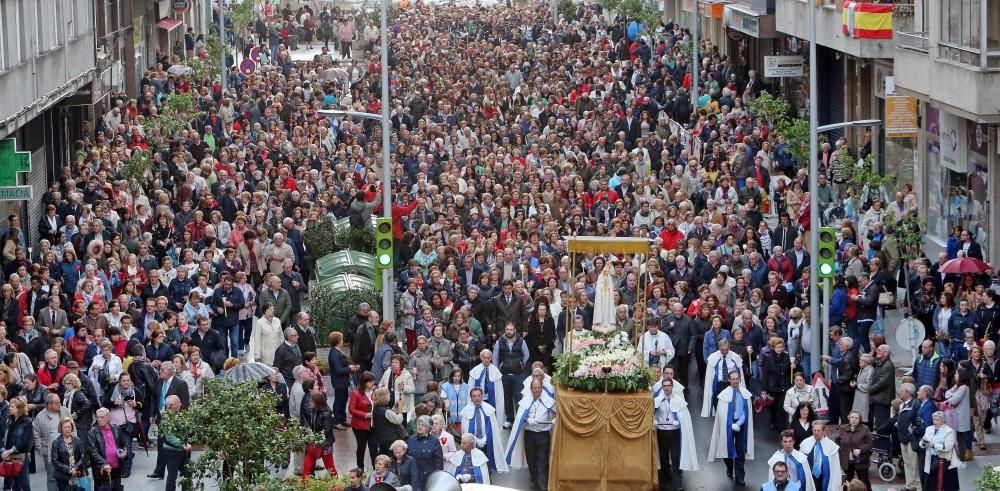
[0,0,97,247]
[769,0,999,261]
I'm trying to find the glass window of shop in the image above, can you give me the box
[924,107,990,259]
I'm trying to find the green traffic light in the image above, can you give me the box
[378,255,392,266]
[820,263,833,275]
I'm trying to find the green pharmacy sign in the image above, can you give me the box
[0,139,31,201]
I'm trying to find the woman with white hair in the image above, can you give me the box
[430,414,457,470]
[851,353,875,424]
[450,432,491,484]
[918,410,960,491]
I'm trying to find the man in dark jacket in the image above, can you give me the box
[191,316,227,373]
[661,302,695,392]
[352,310,380,379]
[868,344,896,429]
[343,303,371,348]
[491,281,527,341]
[88,408,128,488]
[830,336,859,424]
[210,274,245,359]
[852,273,879,353]
[885,383,922,491]
[273,328,304,386]
[292,312,318,357]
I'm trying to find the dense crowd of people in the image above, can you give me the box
[0,0,991,490]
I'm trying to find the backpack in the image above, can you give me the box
[349,212,366,229]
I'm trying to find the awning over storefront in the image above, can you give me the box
[156,18,183,31]
[724,4,780,38]
[701,0,728,18]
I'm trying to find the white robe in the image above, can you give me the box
[701,351,746,417]
[799,437,842,491]
[468,363,506,426]
[460,402,508,473]
[450,448,492,484]
[652,378,685,397]
[592,267,616,333]
[505,392,556,468]
[707,386,755,462]
[767,450,815,491]
[654,391,699,472]
[519,380,555,399]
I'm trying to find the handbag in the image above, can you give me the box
[0,457,23,478]
[878,287,896,307]
[75,475,93,491]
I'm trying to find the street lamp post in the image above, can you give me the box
[219,0,227,92]
[690,0,699,110]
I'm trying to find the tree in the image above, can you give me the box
[598,0,661,32]
[159,379,318,490]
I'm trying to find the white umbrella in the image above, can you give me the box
[167,65,194,76]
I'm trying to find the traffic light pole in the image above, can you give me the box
[379,0,394,322]
[823,276,831,378]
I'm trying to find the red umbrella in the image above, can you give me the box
[939,257,992,274]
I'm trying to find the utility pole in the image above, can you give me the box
[808,0,821,373]
[690,0,698,111]
[219,0,227,92]
[379,0,394,322]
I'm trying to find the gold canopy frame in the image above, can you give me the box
[564,237,652,354]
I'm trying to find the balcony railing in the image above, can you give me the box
[896,31,930,52]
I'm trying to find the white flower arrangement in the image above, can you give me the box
[560,330,648,391]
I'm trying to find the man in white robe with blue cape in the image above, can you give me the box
[468,349,506,429]
[798,421,842,491]
[451,432,492,484]
[701,338,745,418]
[460,386,508,474]
[506,378,556,491]
[520,366,555,399]
[768,429,815,491]
[652,364,685,398]
[707,370,754,487]
[654,378,698,491]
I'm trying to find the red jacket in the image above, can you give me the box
[348,390,374,430]
[658,227,685,251]
[36,365,67,389]
[376,200,419,241]
[767,254,795,283]
[66,335,89,366]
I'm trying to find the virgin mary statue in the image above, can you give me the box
[592,266,617,334]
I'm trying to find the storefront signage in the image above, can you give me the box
[885,96,918,139]
[763,56,803,77]
[173,0,189,13]
[0,140,31,202]
[938,110,967,172]
[0,187,32,201]
[726,7,760,38]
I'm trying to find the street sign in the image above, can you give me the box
[0,139,30,202]
[0,187,31,201]
[173,0,190,13]
[249,46,261,62]
[885,96,918,138]
[763,56,804,78]
[240,59,257,76]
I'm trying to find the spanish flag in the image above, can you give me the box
[842,1,893,39]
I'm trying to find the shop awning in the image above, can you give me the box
[724,4,780,38]
[156,18,183,31]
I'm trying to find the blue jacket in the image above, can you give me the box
[702,329,731,362]
[390,455,418,488]
[59,260,82,294]
[912,352,941,389]
[327,347,352,390]
[948,311,976,340]
[829,288,848,324]
[406,433,444,491]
